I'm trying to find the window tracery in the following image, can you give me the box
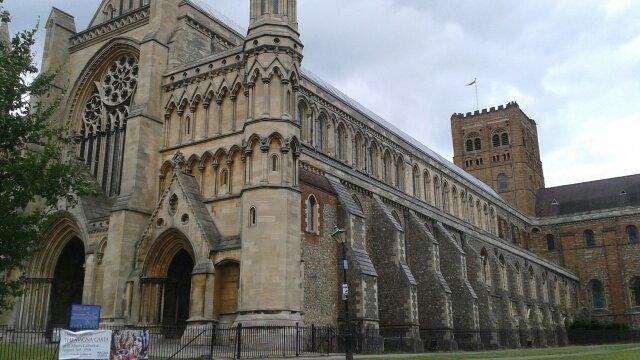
[79,54,139,197]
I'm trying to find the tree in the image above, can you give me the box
[0,4,92,311]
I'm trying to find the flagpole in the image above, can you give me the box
[467,78,479,111]
[474,78,479,110]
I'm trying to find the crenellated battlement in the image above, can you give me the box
[451,101,519,120]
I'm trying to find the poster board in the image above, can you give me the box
[68,304,102,330]
[59,329,112,360]
[110,329,150,360]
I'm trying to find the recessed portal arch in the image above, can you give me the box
[139,229,196,329]
[49,238,85,328]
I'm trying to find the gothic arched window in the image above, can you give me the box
[271,154,279,172]
[481,248,491,287]
[249,207,257,227]
[631,278,640,307]
[627,225,638,244]
[589,279,605,309]
[383,151,392,183]
[474,137,482,151]
[79,54,138,197]
[395,157,405,190]
[412,166,420,197]
[306,195,318,233]
[337,124,347,161]
[317,115,327,153]
[272,0,279,14]
[584,230,596,248]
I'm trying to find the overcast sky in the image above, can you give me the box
[5,0,640,187]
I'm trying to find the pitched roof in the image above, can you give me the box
[186,0,246,37]
[536,174,640,217]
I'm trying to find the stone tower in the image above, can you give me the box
[0,19,8,45]
[451,102,544,216]
[235,0,304,326]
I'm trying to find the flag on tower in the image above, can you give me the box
[466,79,476,86]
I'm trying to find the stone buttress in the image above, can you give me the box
[365,195,422,352]
[405,211,456,351]
[434,222,481,350]
[327,178,382,353]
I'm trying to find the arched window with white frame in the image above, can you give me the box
[306,195,319,234]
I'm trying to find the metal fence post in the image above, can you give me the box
[295,322,300,357]
[311,324,316,353]
[209,323,215,359]
[235,323,243,359]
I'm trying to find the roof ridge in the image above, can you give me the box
[542,173,640,191]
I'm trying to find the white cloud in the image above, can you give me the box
[606,0,633,16]
[5,0,640,187]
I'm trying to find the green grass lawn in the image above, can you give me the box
[361,343,640,360]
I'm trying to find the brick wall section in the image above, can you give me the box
[300,173,341,326]
[531,215,640,327]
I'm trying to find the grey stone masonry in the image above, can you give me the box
[405,211,457,351]
[434,222,481,351]
[366,195,422,352]
[463,241,500,350]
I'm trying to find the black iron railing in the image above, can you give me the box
[2,323,640,359]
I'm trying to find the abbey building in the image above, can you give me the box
[1,0,635,351]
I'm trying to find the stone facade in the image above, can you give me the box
[2,0,584,351]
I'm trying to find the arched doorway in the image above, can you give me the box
[49,238,85,328]
[215,262,240,323]
[162,249,194,329]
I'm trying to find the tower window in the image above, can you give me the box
[628,225,638,244]
[584,230,595,248]
[474,138,482,151]
[249,207,257,227]
[465,139,474,152]
[492,134,500,148]
[271,154,279,172]
[501,132,510,146]
[546,234,556,251]
[272,0,279,14]
[497,174,508,193]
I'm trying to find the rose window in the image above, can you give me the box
[102,56,139,107]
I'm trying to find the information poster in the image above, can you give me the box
[68,304,102,330]
[110,329,150,360]
[59,330,112,360]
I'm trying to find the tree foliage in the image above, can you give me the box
[0,3,93,311]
